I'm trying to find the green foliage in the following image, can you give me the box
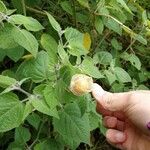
[0,93,24,132]
[0,0,149,149]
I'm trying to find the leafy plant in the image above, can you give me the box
[0,0,149,149]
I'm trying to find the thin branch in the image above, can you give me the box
[15,87,31,97]
[72,0,77,27]
[124,25,145,52]
[26,6,74,26]
[21,0,26,16]
[29,119,46,149]
[26,6,46,16]
[94,13,131,31]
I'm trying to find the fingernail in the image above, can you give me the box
[91,83,105,101]
[115,132,126,142]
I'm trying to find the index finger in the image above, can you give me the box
[96,102,113,116]
[96,102,125,121]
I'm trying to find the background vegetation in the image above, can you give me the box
[0,0,149,149]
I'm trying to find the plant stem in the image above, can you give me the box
[26,6,74,26]
[21,0,26,16]
[21,98,29,103]
[94,13,131,31]
[72,0,77,27]
[15,87,31,97]
[26,6,46,16]
[29,119,46,149]
[124,25,145,52]
[29,81,33,93]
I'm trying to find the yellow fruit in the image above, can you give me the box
[70,74,93,96]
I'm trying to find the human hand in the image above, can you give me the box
[92,83,150,150]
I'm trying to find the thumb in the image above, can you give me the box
[91,83,130,112]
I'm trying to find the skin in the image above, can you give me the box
[91,83,150,150]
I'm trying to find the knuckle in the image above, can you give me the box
[102,93,114,110]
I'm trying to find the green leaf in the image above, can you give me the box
[41,34,58,65]
[16,59,33,81]
[136,85,149,90]
[65,27,88,56]
[45,11,61,32]
[59,65,78,86]
[0,93,24,132]
[99,120,107,136]
[96,0,105,12]
[95,17,104,34]
[116,0,132,14]
[104,70,116,85]
[33,84,46,95]
[53,102,90,149]
[27,113,41,130]
[0,75,17,88]
[58,43,69,64]
[0,49,5,61]
[104,17,122,35]
[111,83,124,92]
[11,0,24,14]
[76,0,89,8]
[30,97,59,118]
[81,57,104,78]
[111,38,122,50]
[89,112,100,131]
[29,51,50,82]
[98,6,109,15]
[122,26,147,45]
[0,0,7,13]
[5,46,24,62]
[6,9,16,15]
[0,24,18,49]
[16,51,50,82]
[55,79,79,104]
[0,46,24,62]
[9,14,44,31]
[1,69,16,79]
[121,52,141,70]
[114,67,131,83]
[43,85,58,109]
[77,95,89,116]
[93,51,113,65]
[22,101,33,121]
[142,10,147,26]
[7,142,23,150]
[60,1,73,15]
[34,139,64,150]
[65,27,82,45]
[130,54,142,70]
[15,126,31,145]
[12,27,38,57]
[133,33,147,45]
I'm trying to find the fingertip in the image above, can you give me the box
[91,83,106,102]
[103,116,117,128]
[106,129,126,144]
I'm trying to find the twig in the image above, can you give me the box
[26,6,74,26]
[15,87,31,97]
[72,0,77,27]
[28,119,46,149]
[93,30,111,55]
[21,0,26,16]
[26,6,46,16]
[124,25,145,52]
[94,13,130,30]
